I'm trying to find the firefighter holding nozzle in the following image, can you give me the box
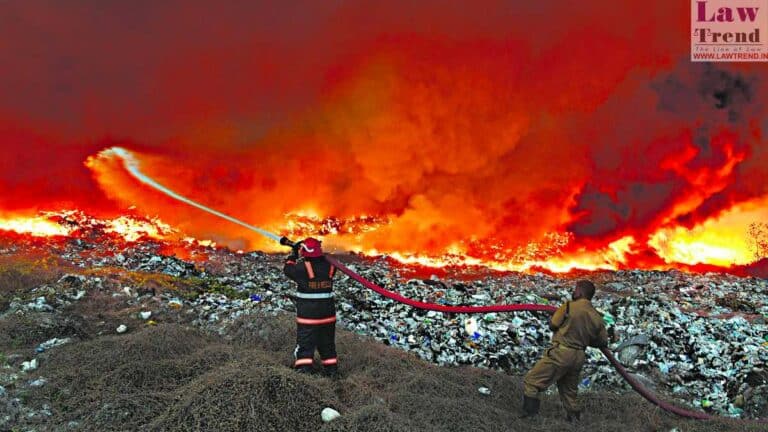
[281,236,339,378]
[520,279,608,421]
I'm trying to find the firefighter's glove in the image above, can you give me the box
[291,241,303,256]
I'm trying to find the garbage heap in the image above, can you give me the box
[170,252,767,419]
[1,217,766,420]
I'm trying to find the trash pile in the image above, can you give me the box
[158,253,768,419]
[1,214,767,420]
[0,282,87,429]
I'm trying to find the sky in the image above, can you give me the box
[1,1,767,264]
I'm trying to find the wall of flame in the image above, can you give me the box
[1,1,767,271]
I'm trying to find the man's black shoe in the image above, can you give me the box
[323,365,340,380]
[566,411,581,422]
[518,396,540,418]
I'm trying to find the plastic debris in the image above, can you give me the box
[321,407,341,422]
[29,378,47,387]
[26,296,53,312]
[464,318,478,336]
[35,338,72,354]
[615,334,650,366]
[478,386,491,395]
[658,362,674,374]
[21,359,37,372]
[139,311,152,320]
[580,377,591,389]
[66,256,768,419]
[116,324,128,334]
[603,313,615,326]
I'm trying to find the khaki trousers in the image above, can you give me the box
[523,344,585,413]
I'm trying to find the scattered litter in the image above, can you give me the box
[321,407,341,422]
[603,313,615,326]
[464,318,478,336]
[116,325,128,334]
[478,386,491,395]
[2,212,767,420]
[21,359,38,372]
[615,334,650,366]
[29,378,47,387]
[36,338,72,353]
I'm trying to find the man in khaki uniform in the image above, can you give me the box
[521,280,608,421]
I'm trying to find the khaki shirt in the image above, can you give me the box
[550,298,608,350]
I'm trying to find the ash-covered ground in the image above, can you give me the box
[0,218,766,431]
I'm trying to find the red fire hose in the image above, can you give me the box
[325,255,766,424]
[326,256,555,314]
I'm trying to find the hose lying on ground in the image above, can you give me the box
[326,255,765,423]
[325,255,555,314]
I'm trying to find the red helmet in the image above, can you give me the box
[299,237,323,257]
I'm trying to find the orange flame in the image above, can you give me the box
[81,146,768,273]
[0,211,175,243]
[0,215,73,237]
[649,196,768,266]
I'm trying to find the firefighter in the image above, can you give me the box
[520,279,608,421]
[283,237,339,377]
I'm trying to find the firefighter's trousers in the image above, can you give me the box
[293,298,337,370]
[523,343,585,414]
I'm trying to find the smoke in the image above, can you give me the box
[566,64,764,246]
[0,121,113,214]
[2,1,768,266]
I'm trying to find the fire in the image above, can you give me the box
[363,236,637,273]
[649,196,768,266]
[1,202,766,277]
[3,3,768,279]
[0,211,176,243]
[102,215,175,242]
[283,211,387,238]
[0,215,73,237]
[76,146,768,274]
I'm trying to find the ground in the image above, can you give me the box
[0,256,763,432]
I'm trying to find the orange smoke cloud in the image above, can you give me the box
[2,1,767,271]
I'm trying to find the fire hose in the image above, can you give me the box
[322,253,717,421]
[111,147,764,423]
[291,238,761,422]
